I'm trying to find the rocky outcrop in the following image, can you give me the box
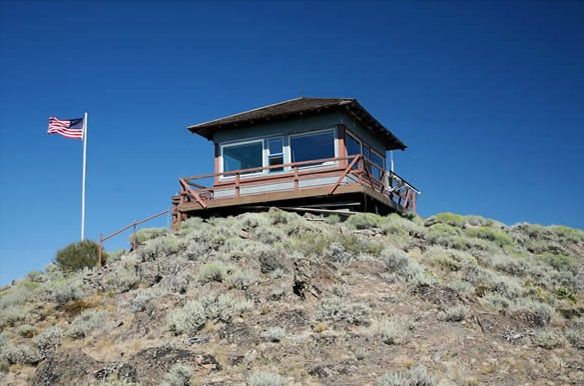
[31,346,220,386]
[31,349,101,386]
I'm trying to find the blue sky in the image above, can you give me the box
[1,1,583,284]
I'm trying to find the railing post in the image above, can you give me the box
[294,166,299,191]
[235,172,240,198]
[98,233,103,267]
[132,223,137,251]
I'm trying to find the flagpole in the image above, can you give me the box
[81,112,88,241]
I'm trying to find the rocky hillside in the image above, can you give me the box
[1,209,583,386]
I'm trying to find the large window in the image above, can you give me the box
[368,148,384,180]
[345,132,361,169]
[290,130,335,164]
[222,141,263,174]
[345,130,386,181]
[346,132,361,156]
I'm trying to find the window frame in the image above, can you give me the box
[345,131,362,156]
[345,129,386,177]
[288,128,338,169]
[219,138,265,179]
[367,147,385,181]
[266,136,285,173]
[368,148,385,170]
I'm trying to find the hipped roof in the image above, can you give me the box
[187,97,406,150]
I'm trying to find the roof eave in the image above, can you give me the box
[187,98,408,151]
[343,102,407,151]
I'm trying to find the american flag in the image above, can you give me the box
[47,116,84,139]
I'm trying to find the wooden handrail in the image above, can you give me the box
[181,155,358,181]
[175,154,420,214]
[98,209,170,267]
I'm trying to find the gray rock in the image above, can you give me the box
[31,349,101,386]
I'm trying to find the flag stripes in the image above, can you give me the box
[47,116,84,139]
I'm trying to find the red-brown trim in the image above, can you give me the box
[336,124,348,168]
[214,143,220,185]
[176,155,418,215]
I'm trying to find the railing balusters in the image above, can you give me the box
[177,155,419,214]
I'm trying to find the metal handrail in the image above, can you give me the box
[98,209,170,266]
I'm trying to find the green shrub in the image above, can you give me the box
[198,262,227,283]
[33,327,63,358]
[461,263,522,299]
[266,207,299,225]
[510,300,554,327]
[430,212,466,227]
[549,225,584,243]
[248,372,286,386]
[483,292,512,310]
[0,343,41,365]
[490,254,529,276]
[261,327,286,342]
[381,213,427,239]
[566,327,584,349]
[345,212,383,229]
[167,294,252,335]
[426,223,461,247]
[68,309,107,339]
[542,254,579,274]
[464,227,513,247]
[26,271,46,283]
[132,227,169,244]
[463,215,500,227]
[106,249,127,263]
[55,240,102,272]
[226,268,258,290]
[325,242,354,263]
[49,278,83,305]
[339,233,383,257]
[316,297,370,325]
[288,231,332,257]
[531,329,565,349]
[447,280,475,295]
[423,247,475,271]
[369,318,407,344]
[129,287,166,313]
[16,324,36,338]
[136,234,186,262]
[86,375,139,386]
[160,363,193,386]
[0,280,37,309]
[378,365,436,386]
[441,305,469,322]
[103,255,140,293]
[0,305,31,328]
[379,248,435,286]
[324,214,342,225]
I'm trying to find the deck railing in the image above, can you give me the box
[174,155,419,218]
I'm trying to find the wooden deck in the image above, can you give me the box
[172,155,419,228]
